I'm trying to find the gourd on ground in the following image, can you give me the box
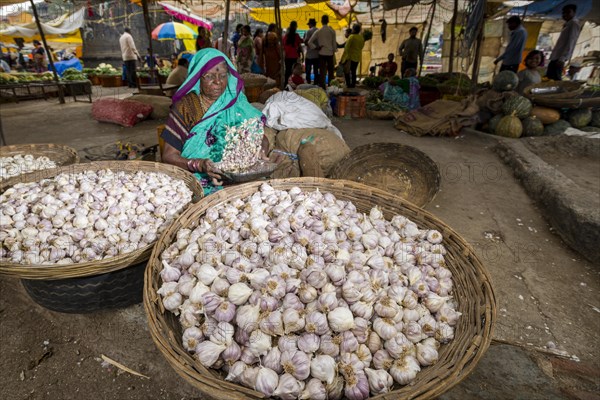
[521,116,544,137]
[492,70,519,92]
[530,106,561,125]
[488,114,503,134]
[502,95,532,119]
[495,115,523,138]
[568,108,592,128]
[544,119,571,136]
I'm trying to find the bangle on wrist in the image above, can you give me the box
[187,159,194,172]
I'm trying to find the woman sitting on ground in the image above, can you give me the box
[161,49,271,195]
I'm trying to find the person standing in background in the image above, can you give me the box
[231,24,243,55]
[283,21,303,85]
[32,40,47,73]
[254,29,265,73]
[304,18,319,85]
[308,15,337,89]
[236,25,254,74]
[398,27,423,78]
[263,23,282,86]
[119,27,141,88]
[340,24,365,88]
[493,16,527,73]
[546,4,581,81]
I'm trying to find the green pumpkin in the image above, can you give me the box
[495,115,523,138]
[591,110,600,128]
[568,108,592,128]
[544,119,571,136]
[492,70,519,92]
[488,114,503,134]
[502,95,532,118]
[522,116,544,137]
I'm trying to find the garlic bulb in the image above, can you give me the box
[0,154,57,181]
[1,169,192,265]
[156,184,460,394]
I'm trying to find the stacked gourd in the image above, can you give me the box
[484,71,599,137]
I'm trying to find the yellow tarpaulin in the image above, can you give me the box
[251,3,348,30]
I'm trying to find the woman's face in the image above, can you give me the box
[242,27,251,36]
[200,62,229,100]
[526,54,541,69]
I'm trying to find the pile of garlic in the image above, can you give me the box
[0,169,193,265]
[214,117,264,173]
[0,154,58,181]
[158,184,460,400]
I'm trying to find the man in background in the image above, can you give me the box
[32,40,47,72]
[303,18,319,85]
[308,15,337,89]
[119,27,141,88]
[494,16,527,73]
[399,27,423,78]
[546,4,581,81]
[378,53,398,78]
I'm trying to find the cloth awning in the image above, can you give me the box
[250,2,349,30]
[0,8,85,37]
[158,1,213,30]
[509,0,600,24]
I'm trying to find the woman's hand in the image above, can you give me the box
[203,160,224,186]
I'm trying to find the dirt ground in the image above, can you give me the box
[1,91,599,399]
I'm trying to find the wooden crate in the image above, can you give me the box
[335,94,366,118]
[100,75,123,87]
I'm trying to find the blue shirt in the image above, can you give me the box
[496,25,527,66]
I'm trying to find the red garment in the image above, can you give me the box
[289,74,305,87]
[283,33,302,59]
[378,61,398,78]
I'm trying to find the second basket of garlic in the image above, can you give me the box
[145,179,496,400]
[0,161,203,280]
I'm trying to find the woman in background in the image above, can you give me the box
[263,23,282,85]
[283,21,303,84]
[236,25,254,73]
[253,28,265,73]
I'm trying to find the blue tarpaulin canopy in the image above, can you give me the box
[509,0,599,23]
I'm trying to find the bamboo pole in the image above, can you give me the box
[420,0,437,77]
[141,0,163,92]
[222,0,230,55]
[29,0,64,104]
[448,0,459,73]
[275,0,284,89]
[470,14,485,83]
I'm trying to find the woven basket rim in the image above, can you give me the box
[143,177,496,400]
[328,143,441,207]
[1,143,80,188]
[0,161,203,280]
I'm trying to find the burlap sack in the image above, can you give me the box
[129,94,172,120]
[259,88,280,105]
[271,128,350,178]
[394,99,479,137]
[475,89,517,114]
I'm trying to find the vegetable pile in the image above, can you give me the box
[0,154,57,181]
[157,184,460,399]
[480,71,599,137]
[61,67,87,81]
[0,170,193,265]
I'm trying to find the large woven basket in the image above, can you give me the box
[144,178,496,400]
[328,143,441,207]
[0,143,79,187]
[523,81,584,101]
[0,161,203,280]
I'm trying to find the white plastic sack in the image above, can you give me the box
[564,127,600,139]
[262,92,343,139]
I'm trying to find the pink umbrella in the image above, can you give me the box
[158,1,213,30]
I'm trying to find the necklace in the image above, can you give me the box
[199,94,215,115]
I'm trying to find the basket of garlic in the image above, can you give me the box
[0,161,203,312]
[144,178,496,400]
[0,143,80,186]
[0,161,203,280]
